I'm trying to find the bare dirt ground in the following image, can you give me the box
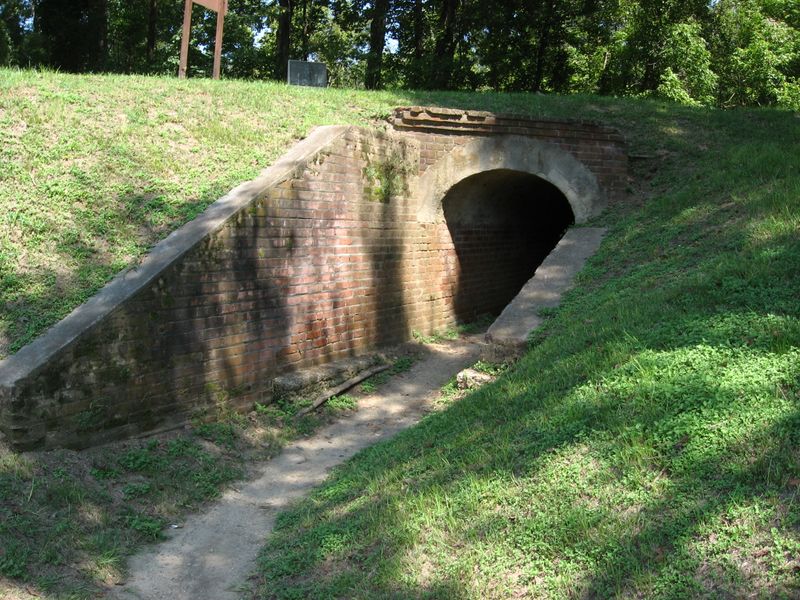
[110,336,483,600]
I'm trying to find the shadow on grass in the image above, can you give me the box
[253,312,800,598]
[0,431,246,596]
[0,184,225,359]
[578,407,800,599]
[251,168,800,598]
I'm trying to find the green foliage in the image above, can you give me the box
[309,5,368,88]
[777,80,800,109]
[0,0,796,109]
[122,482,153,499]
[657,68,698,106]
[711,0,800,107]
[472,360,508,377]
[657,21,718,106]
[733,34,788,105]
[411,328,453,344]
[254,401,290,423]
[359,380,377,393]
[195,421,239,449]
[119,445,164,472]
[90,466,121,480]
[189,461,241,502]
[362,158,407,203]
[167,438,205,458]
[0,20,11,67]
[0,540,28,578]
[74,401,107,432]
[389,356,415,374]
[327,394,357,411]
[124,512,164,540]
[438,377,460,404]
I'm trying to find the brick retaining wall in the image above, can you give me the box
[0,108,627,450]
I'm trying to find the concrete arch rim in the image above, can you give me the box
[415,135,606,225]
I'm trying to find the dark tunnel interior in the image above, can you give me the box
[443,168,575,322]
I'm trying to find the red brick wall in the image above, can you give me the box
[3,109,628,450]
[6,128,457,449]
[390,106,628,204]
[444,224,542,319]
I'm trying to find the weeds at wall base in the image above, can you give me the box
[0,348,432,598]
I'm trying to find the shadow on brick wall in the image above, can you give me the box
[358,177,411,349]
[442,169,574,323]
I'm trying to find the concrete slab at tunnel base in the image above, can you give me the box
[486,227,607,352]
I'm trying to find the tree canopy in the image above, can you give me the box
[1,0,798,108]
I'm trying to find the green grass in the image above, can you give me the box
[0,432,244,596]
[247,101,800,596]
[327,395,358,411]
[0,68,737,359]
[0,380,393,598]
[2,69,800,598]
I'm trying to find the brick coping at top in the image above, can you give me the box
[389,106,625,141]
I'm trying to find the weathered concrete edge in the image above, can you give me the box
[0,125,351,387]
[486,227,607,349]
[414,135,606,225]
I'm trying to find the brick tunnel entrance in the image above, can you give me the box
[443,169,575,322]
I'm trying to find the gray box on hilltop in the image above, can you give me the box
[287,60,327,87]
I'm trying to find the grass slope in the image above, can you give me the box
[250,107,800,595]
[3,69,647,358]
[0,354,419,598]
[1,70,799,599]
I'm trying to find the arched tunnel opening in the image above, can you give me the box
[443,168,575,322]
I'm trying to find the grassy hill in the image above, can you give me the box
[0,68,737,360]
[247,96,799,596]
[1,70,799,598]
[1,69,654,358]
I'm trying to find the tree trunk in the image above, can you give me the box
[301,0,310,60]
[364,0,389,89]
[88,0,108,70]
[276,0,293,80]
[413,0,423,61]
[531,1,556,93]
[146,0,158,69]
[405,0,424,88]
[430,0,459,89]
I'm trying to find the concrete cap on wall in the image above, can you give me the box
[0,125,352,389]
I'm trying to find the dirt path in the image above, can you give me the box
[111,337,482,600]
